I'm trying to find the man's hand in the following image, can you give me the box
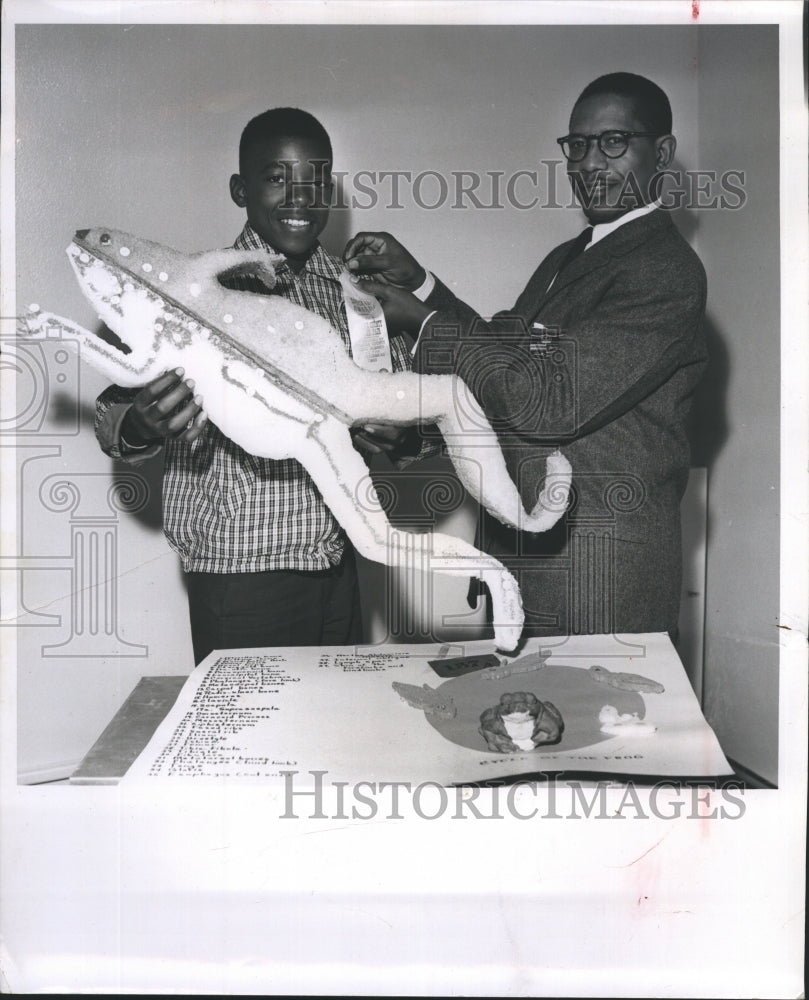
[349,277,432,336]
[343,231,426,290]
[121,368,207,446]
[351,423,411,457]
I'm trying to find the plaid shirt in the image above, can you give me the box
[95,223,413,573]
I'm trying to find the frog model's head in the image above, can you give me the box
[64,227,283,369]
[65,228,172,360]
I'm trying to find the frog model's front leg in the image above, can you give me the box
[18,307,164,387]
[296,413,525,653]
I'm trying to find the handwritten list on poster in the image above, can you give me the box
[145,655,299,778]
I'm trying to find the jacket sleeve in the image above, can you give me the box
[414,275,549,443]
[415,257,707,445]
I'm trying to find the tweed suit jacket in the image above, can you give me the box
[413,209,708,635]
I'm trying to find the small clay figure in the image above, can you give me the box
[479,651,550,680]
[588,664,665,694]
[392,681,457,719]
[479,691,564,753]
[598,704,657,737]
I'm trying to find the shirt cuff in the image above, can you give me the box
[412,270,435,302]
[105,403,163,463]
[411,310,438,358]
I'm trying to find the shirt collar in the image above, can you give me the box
[234,222,343,281]
[587,201,660,250]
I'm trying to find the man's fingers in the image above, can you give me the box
[344,232,425,290]
[351,424,394,456]
[354,424,407,455]
[345,252,394,275]
[352,432,384,455]
[343,232,389,262]
[362,423,403,442]
[349,276,388,299]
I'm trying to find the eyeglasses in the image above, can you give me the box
[556,130,661,162]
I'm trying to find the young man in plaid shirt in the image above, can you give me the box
[95,108,420,663]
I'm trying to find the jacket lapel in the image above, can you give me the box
[539,209,674,308]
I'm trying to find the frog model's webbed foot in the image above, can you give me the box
[416,375,572,535]
[478,726,520,754]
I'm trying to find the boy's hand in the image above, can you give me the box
[121,368,207,446]
[349,277,431,335]
[343,231,426,290]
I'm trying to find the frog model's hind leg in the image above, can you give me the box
[355,370,572,536]
[18,308,160,387]
[416,375,572,534]
[296,414,525,652]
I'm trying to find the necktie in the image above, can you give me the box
[536,226,594,317]
[555,226,593,275]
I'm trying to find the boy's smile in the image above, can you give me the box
[230,135,332,272]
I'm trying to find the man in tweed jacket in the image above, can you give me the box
[345,73,707,639]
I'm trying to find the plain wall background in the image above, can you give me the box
[9,23,779,782]
[695,25,780,781]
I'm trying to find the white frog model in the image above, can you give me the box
[21,227,572,651]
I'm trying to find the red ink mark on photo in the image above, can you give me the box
[691,0,700,20]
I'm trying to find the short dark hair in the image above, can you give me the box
[238,107,333,173]
[573,73,673,134]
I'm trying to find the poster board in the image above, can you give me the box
[124,635,732,785]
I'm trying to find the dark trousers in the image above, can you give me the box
[185,548,363,665]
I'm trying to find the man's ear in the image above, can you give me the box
[656,134,676,171]
[229,173,247,207]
